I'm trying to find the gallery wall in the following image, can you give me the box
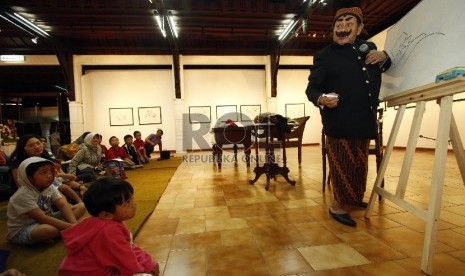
[276,69,321,144]
[182,68,266,150]
[81,69,176,149]
[78,59,321,151]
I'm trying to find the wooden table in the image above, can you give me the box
[249,123,296,190]
[211,125,254,169]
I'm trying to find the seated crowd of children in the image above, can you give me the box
[0,130,162,275]
[1,130,160,200]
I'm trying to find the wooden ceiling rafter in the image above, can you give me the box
[153,0,181,99]
[0,0,423,107]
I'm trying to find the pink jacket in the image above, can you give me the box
[59,216,157,276]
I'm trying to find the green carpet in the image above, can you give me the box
[0,157,182,276]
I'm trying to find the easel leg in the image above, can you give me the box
[366,105,406,217]
[396,101,426,198]
[421,96,453,275]
[450,114,465,183]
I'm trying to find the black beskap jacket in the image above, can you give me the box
[305,39,391,139]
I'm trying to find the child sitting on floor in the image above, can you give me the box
[123,134,144,167]
[59,177,159,276]
[106,136,135,169]
[7,157,86,246]
[133,131,149,164]
[52,159,88,199]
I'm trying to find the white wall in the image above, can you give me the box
[183,68,266,150]
[81,70,176,150]
[276,69,321,144]
[74,55,321,151]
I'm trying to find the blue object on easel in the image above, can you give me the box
[435,67,465,82]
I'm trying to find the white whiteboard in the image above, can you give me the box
[380,0,465,99]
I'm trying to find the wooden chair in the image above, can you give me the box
[254,116,310,165]
[322,108,384,193]
[284,116,310,164]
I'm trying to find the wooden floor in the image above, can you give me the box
[135,145,465,276]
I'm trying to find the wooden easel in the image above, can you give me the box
[365,76,465,275]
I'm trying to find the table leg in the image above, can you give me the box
[212,144,222,170]
[244,142,252,167]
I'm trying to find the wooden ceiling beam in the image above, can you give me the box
[153,0,181,99]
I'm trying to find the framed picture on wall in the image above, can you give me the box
[138,106,162,125]
[109,108,134,126]
[216,105,238,122]
[285,103,305,118]
[240,105,261,122]
[189,106,211,124]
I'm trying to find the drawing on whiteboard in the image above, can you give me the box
[388,31,445,69]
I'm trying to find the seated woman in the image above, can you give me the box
[10,134,51,187]
[9,134,82,202]
[67,132,102,183]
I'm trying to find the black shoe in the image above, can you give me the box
[358,202,368,208]
[329,209,357,227]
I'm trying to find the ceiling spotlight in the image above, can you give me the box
[168,11,178,38]
[278,19,298,41]
[13,12,49,37]
[31,37,38,44]
[155,14,166,37]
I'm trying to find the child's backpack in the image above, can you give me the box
[103,160,127,179]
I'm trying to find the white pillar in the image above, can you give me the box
[68,101,84,142]
[173,99,186,154]
[264,55,272,112]
[267,97,278,114]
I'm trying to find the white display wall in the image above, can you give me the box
[182,69,266,150]
[81,69,176,150]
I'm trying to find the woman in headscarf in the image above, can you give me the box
[67,132,102,182]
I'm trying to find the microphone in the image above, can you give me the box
[358,43,373,54]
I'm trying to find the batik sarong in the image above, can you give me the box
[326,136,369,206]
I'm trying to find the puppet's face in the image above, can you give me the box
[333,14,363,45]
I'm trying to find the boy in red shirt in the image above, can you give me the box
[106,136,135,169]
[133,131,149,164]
